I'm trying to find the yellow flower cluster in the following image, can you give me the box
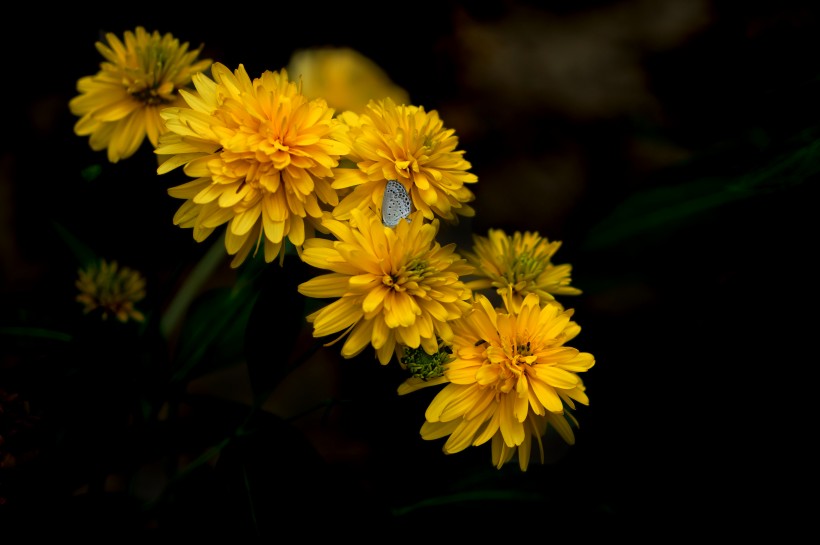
[75,259,146,323]
[69,27,595,471]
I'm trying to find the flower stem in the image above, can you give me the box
[159,234,227,339]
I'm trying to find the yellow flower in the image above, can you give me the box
[400,292,594,471]
[69,26,212,163]
[297,208,474,364]
[331,98,478,225]
[156,63,351,268]
[463,229,581,313]
[287,47,410,114]
[76,259,146,323]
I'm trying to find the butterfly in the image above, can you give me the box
[381,180,412,228]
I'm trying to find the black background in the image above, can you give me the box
[1,0,816,538]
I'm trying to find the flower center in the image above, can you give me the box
[132,85,176,106]
[495,361,521,394]
[394,258,436,294]
[124,40,182,106]
[403,340,451,380]
[404,258,433,281]
[507,248,545,284]
[481,336,538,395]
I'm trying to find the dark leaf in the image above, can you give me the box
[51,220,98,268]
[170,285,259,384]
[243,254,312,402]
[582,128,820,251]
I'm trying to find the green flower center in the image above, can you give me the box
[404,258,434,281]
[403,342,452,380]
[506,248,546,284]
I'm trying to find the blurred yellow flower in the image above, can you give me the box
[297,208,474,365]
[400,292,594,471]
[287,47,410,114]
[75,259,146,323]
[464,229,581,312]
[69,26,212,163]
[156,63,350,268]
[331,98,478,225]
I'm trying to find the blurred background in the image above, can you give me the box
[1,0,816,537]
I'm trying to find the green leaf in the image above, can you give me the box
[51,221,98,267]
[160,236,229,338]
[151,410,345,535]
[164,236,271,383]
[170,283,259,384]
[581,128,820,251]
[243,254,311,403]
[392,488,543,516]
[80,164,104,182]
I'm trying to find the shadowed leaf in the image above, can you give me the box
[243,254,311,402]
[582,127,820,250]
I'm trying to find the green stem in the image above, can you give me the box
[159,234,227,339]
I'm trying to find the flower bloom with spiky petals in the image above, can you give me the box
[463,229,581,313]
[69,26,212,163]
[156,63,351,268]
[297,208,474,364]
[330,98,477,225]
[399,292,594,471]
[76,259,146,323]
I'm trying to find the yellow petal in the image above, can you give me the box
[312,297,362,337]
[297,273,350,298]
[341,320,373,358]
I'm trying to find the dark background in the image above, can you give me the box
[1,0,816,538]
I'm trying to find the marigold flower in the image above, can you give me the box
[297,209,474,365]
[287,47,410,114]
[156,63,351,268]
[330,98,477,225]
[75,259,146,323]
[463,229,581,313]
[69,26,212,163]
[400,292,594,471]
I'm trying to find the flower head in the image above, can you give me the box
[297,209,474,364]
[75,259,146,323]
[401,292,594,471]
[401,338,452,381]
[464,229,581,313]
[156,63,351,268]
[331,98,477,225]
[69,26,212,163]
[287,47,410,114]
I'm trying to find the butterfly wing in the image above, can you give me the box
[382,180,412,227]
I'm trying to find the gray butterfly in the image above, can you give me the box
[382,180,412,227]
